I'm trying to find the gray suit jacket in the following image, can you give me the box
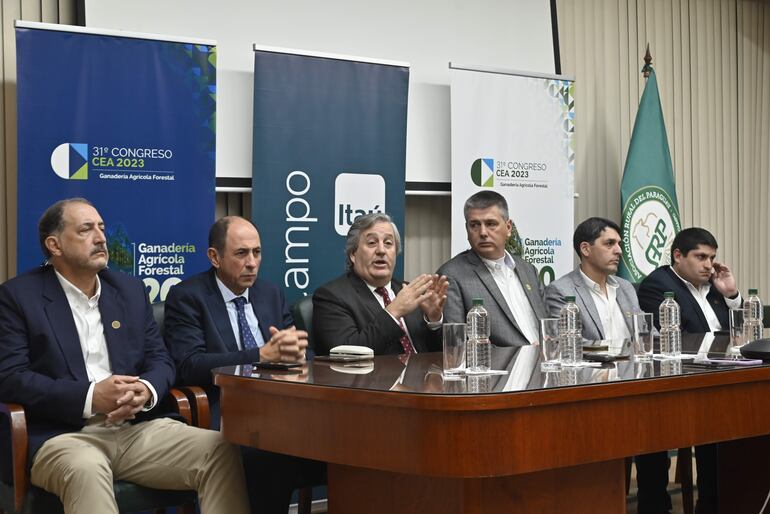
[544,267,641,341]
[437,250,548,347]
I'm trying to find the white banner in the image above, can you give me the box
[449,65,575,284]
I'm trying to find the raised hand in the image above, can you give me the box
[419,275,449,322]
[385,274,436,319]
[711,261,738,298]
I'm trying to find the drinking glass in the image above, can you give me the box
[539,318,561,371]
[728,308,748,352]
[633,313,654,361]
[442,323,467,377]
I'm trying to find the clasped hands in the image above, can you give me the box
[93,375,151,425]
[385,274,449,322]
[259,326,308,363]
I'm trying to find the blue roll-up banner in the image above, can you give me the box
[252,48,409,303]
[16,23,216,302]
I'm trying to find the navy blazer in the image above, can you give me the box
[637,265,730,332]
[0,266,174,478]
[164,267,293,389]
[312,272,441,356]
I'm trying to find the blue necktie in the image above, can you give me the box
[232,296,259,350]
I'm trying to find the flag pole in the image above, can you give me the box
[643,44,652,79]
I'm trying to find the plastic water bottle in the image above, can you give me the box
[559,296,582,365]
[466,298,491,372]
[745,288,764,342]
[659,292,681,357]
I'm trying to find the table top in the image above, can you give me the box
[212,332,770,479]
[213,333,770,401]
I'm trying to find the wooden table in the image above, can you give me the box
[213,336,770,513]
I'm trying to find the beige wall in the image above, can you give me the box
[558,0,770,295]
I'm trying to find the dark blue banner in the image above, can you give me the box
[252,50,408,304]
[16,25,216,302]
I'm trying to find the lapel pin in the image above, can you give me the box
[525,284,532,291]
[112,320,121,329]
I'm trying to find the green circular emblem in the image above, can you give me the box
[621,186,681,282]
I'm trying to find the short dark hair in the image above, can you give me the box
[208,216,257,253]
[463,191,509,221]
[344,212,401,271]
[572,217,621,257]
[671,227,718,260]
[38,198,93,258]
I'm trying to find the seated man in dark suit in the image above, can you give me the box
[164,215,323,514]
[638,227,742,514]
[313,212,448,356]
[0,198,248,514]
[438,191,547,347]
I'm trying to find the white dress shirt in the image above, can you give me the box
[215,275,266,349]
[579,269,631,341]
[55,271,157,419]
[670,267,742,331]
[481,252,540,344]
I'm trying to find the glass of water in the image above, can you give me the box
[539,318,561,371]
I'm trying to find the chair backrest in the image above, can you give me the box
[291,296,314,350]
[764,305,770,330]
[152,301,165,337]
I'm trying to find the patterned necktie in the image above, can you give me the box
[374,286,416,355]
[232,296,259,350]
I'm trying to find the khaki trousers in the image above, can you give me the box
[30,417,249,514]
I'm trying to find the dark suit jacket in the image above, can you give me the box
[163,268,292,426]
[637,265,730,332]
[312,272,441,356]
[0,266,174,478]
[437,250,548,347]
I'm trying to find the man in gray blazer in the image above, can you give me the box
[438,191,547,347]
[545,217,640,340]
[546,217,668,514]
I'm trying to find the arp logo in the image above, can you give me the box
[334,173,386,236]
[51,143,88,180]
[470,158,494,187]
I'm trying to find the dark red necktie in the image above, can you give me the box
[374,286,416,355]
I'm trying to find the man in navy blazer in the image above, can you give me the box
[0,198,248,514]
[638,227,742,514]
[164,215,322,514]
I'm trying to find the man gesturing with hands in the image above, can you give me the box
[313,212,448,356]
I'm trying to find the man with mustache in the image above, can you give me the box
[545,217,640,341]
[164,216,324,514]
[313,212,448,356]
[0,198,249,514]
[637,227,742,514]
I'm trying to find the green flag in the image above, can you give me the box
[618,66,682,283]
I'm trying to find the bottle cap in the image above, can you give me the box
[749,288,758,295]
[472,298,484,306]
[664,291,675,299]
[565,295,576,302]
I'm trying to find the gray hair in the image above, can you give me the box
[463,190,509,221]
[344,212,401,271]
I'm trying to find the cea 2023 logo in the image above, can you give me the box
[51,143,88,180]
[470,158,494,187]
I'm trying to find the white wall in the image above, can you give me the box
[85,0,555,187]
